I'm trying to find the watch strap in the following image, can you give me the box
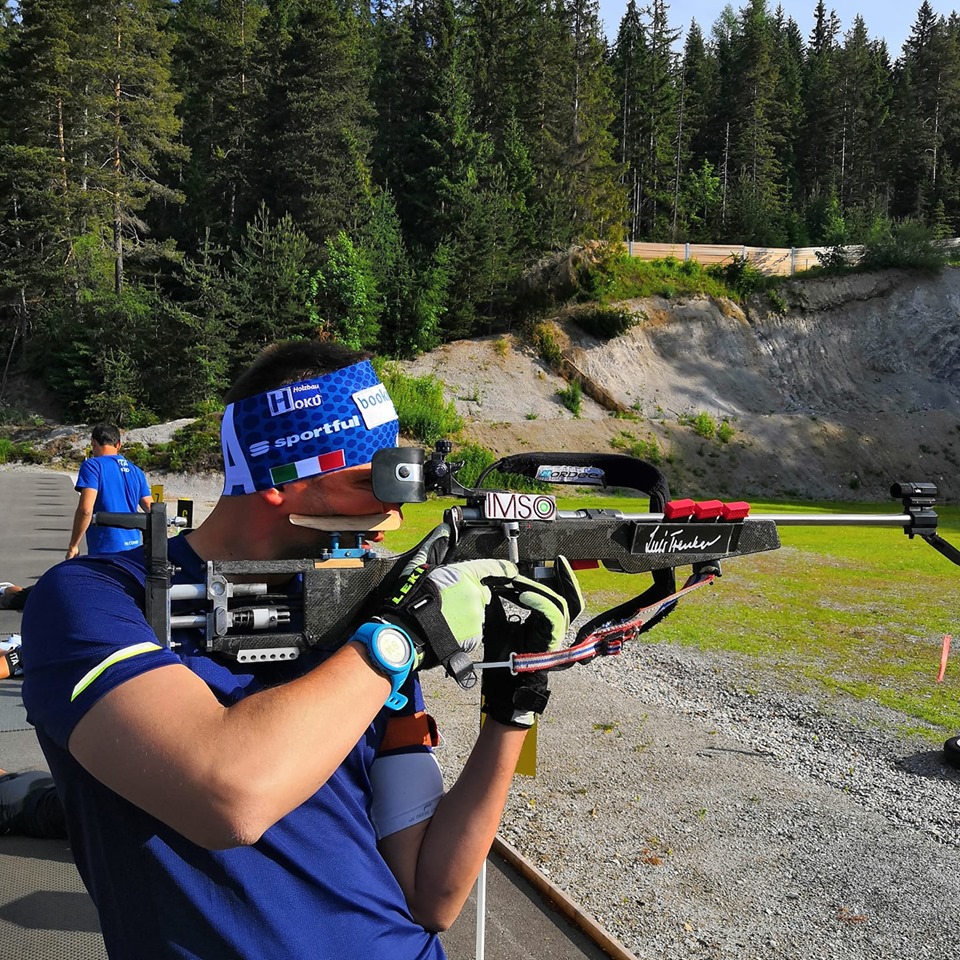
[352,620,414,711]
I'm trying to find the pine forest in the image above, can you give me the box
[0,0,957,423]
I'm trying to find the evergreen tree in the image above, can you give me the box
[726,0,787,243]
[262,0,375,245]
[85,1,188,294]
[0,0,85,306]
[225,203,320,372]
[797,0,843,221]
[672,19,715,239]
[0,0,15,54]
[371,0,461,250]
[533,0,624,245]
[892,4,960,220]
[638,0,680,240]
[363,186,449,357]
[460,0,543,255]
[610,0,646,240]
[312,231,380,350]
[170,0,269,251]
[461,0,542,146]
[770,10,804,240]
[372,1,532,336]
[703,5,742,232]
[836,17,895,220]
[177,235,239,404]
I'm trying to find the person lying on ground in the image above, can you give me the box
[0,582,30,612]
[0,635,21,680]
[0,768,65,839]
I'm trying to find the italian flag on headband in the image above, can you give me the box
[270,450,346,486]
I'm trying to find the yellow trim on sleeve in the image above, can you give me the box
[70,641,164,702]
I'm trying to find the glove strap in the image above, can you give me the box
[482,685,550,728]
[513,685,550,714]
[384,598,478,689]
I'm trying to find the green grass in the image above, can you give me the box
[595,255,736,302]
[383,494,960,738]
[584,252,781,304]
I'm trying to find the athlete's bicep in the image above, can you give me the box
[69,664,232,839]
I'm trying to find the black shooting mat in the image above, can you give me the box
[0,836,106,960]
[0,682,29,734]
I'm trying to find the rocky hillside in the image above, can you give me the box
[405,268,960,503]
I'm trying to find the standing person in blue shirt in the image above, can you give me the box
[65,422,153,558]
[21,340,581,960]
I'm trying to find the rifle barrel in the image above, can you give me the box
[553,510,913,527]
[749,513,912,527]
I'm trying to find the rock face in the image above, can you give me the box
[405,268,960,503]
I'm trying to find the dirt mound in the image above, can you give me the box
[404,268,960,503]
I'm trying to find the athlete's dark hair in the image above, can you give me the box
[91,423,121,447]
[223,341,372,405]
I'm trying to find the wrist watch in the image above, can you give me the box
[351,618,415,711]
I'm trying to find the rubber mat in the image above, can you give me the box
[0,837,106,959]
[0,684,29,733]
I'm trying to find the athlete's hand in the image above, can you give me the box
[480,556,583,728]
[380,559,522,677]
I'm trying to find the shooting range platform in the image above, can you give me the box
[0,468,626,960]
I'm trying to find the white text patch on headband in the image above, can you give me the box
[221,360,399,495]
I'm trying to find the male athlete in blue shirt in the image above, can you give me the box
[22,340,580,959]
[66,422,153,558]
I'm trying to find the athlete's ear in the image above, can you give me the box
[258,486,286,507]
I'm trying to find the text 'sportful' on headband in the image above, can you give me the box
[221,360,399,495]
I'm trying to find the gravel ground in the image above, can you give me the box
[422,636,960,960]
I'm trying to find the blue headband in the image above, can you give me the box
[220,360,399,495]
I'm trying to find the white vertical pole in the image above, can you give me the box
[475,696,488,960]
[475,857,487,959]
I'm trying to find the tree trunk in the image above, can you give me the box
[113,18,124,296]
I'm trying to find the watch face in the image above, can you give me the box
[377,628,412,669]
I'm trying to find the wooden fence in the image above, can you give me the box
[624,241,833,276]
[624,238,960,276]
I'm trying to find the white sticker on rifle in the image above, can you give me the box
[485,491,557,522]
[535,465,606,485]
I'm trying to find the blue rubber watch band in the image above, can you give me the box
[352,620,415,711]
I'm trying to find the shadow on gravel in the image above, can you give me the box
[895,749,960,781]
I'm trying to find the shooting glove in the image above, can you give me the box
[480,556,583,729]
[379,558,522,686]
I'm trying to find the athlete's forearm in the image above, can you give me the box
[405,720,527,930]
[67,504,92,552]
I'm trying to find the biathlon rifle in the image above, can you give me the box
[93,443,960,686]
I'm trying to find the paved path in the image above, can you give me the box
[0,468,620,960]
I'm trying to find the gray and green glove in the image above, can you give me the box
[379,558,523,687]
[480,556,583,728]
